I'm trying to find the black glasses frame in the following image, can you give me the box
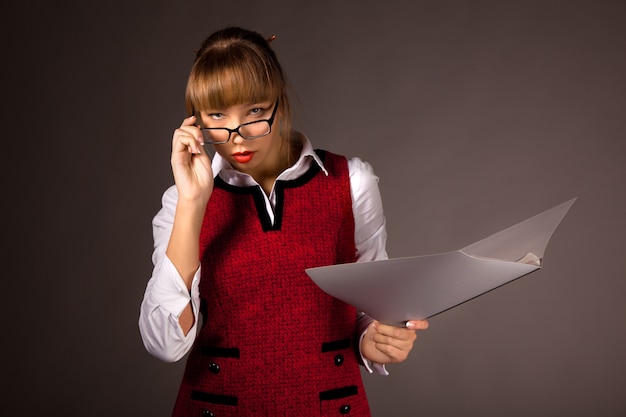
[199,101,279,145]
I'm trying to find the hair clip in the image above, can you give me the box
[267,34,277,43]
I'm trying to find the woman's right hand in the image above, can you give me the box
[166,116,213,306]
[171,115,214,204]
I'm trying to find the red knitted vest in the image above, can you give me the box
[172,150,371,417]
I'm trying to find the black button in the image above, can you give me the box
[202,410,215,417]
[208,362,220,374]
[339,404,351,414]
[334,354,344,366]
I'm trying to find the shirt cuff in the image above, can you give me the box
[357,311,389,375]
[358,322,389,376]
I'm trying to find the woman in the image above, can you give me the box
[139,26,428,416]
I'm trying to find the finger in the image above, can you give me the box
[370,335,412,363]
[374,332,417,354]
[377,343,410,362]
[371,332,416,350]
[173,133,202,155]
[173,123,204,155]
[374,322,417,340]
[180,115,204,144]
[405,320,429,330]
[180,114,197,127]
[177,115,203,136]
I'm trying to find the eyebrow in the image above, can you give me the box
[204,101,272,111]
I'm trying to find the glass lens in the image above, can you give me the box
[202,129,230,144]
[239,121,270,139]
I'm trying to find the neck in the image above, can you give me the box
[254,139,297,196]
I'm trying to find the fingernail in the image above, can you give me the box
[405,321,416,329]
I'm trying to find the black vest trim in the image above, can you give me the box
[214,150,326,232]
[319,385,358,401]
[321,338,351,352]
[190,390,239,406]
[201,346,241,358]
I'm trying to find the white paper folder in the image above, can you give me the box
[305,198,576,326]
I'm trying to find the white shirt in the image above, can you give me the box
[138,134,389,374]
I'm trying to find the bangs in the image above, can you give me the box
[186,47,282,113]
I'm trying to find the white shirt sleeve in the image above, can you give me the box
[138,185,202,362]
[349,157,388,263]
[348,158,390,376]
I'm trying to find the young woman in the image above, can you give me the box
[139,26,428,416]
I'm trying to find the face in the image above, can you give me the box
[198,101,286,180]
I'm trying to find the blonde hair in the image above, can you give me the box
[185,27,292,138]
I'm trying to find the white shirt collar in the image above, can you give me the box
[211,132,328,188]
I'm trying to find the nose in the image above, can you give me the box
[231,131,245,144]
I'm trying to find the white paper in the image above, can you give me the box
[305,198,576,326]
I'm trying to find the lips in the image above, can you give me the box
[232,151,254,164]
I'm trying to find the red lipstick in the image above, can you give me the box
[232,151,254,163]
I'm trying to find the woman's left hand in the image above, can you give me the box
[361,320,429,364]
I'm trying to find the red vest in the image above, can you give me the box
[172,151,371,416]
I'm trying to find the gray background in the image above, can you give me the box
[3,1,625,416]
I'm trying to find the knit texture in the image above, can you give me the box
[172,151,371,416]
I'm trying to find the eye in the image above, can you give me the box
[208,112,225,120]
[249,107,263,116]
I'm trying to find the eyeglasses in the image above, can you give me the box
[199,101,279,145]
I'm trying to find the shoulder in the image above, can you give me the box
[315,150,380,192]
[347,157,380,193]
[314,149,378,178]
[347,156,377,176]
